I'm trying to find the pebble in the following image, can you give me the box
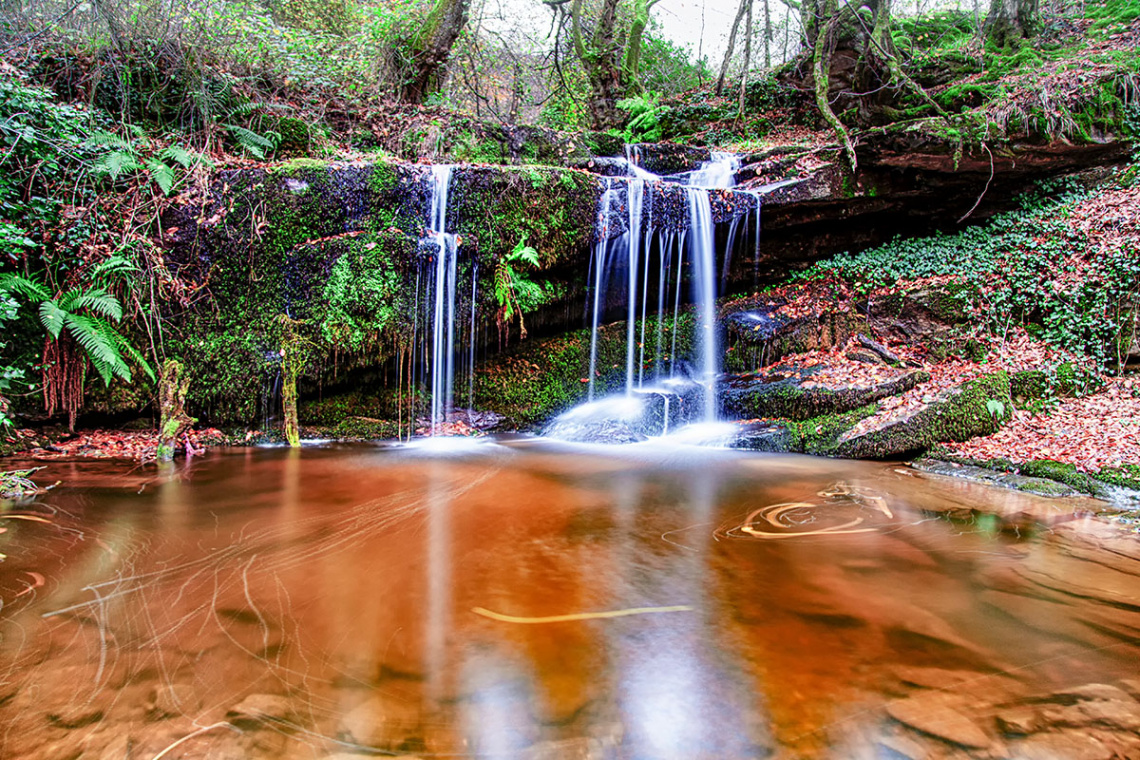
[1011,730,1111,760]
[226,693,293,727]
[996,705,1039,735]
[886,693,992,749]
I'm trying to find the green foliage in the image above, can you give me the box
[319,236,404,353]
[0,74,104,260]
[805,177,1140,371]
[225,123,280,160]
[0,271,154,386]
[617,92,669,143]
[89,128,209,195]
[0,293,25,429]
[638,26,711,96]
[495,235,544,338]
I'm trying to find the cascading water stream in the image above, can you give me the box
[570,149,747,436]
[427,165,459,434]
[685,152,740,422]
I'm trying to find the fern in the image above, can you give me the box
[144,157,177,195]
[225,124,277,159]
[38,300,68,340]
[66,288,123,322]
[93,150,143,180]
[66,312,131,384]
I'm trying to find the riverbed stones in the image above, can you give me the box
[996,705,1040,735]
[1009,730,1117,760]
[226,693,294,727]
[884,692,992,749]
[338,694,423,750]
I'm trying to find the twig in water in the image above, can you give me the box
[151,721,237,760]
[473,605,693,624]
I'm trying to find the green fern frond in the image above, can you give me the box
[64,313,131,385]
[109,330,155,382]
[89,130,135,150]
[0,273,50,302]
[70,288,123,322]
[225,124,276,159]
[144,157,176,195]
[159,145,203,169]
[93,150,142,180]
[38,300,67,340]
[91,255,139,284]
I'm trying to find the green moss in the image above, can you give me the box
[271,157,333,175]
[475,312,696,429]
[1095,464,1140,491]
[1017,459,1098,493]
[790,404,880,455]
[836,372,1012,459]
[327,416,401,440]
[452,166,598,266]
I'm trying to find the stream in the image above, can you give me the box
[2,442,1139,759]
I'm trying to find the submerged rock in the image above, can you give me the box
[885,692,992,749]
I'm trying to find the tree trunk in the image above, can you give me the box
[738,0,754,118]
[985,0,1038,47]
[717,0,750,95]
[157,359,195,460]
[399,0,472,103]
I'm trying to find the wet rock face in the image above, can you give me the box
[722,300,860,373]
[542,380,705,443]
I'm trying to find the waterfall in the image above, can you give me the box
[582,150,742,424]
[685,152,741,422]
[427,165,459,433]
[625,178,645,393]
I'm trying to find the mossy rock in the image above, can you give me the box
[833,372,1013,459]
[720,369,930,421]
[268,116,313,156]
[1016,459,1098,494]
[910,457,1081,497]
[328,416,401,440]
[723,304,862,373]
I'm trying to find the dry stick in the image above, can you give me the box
[151,721,236,760]
[473,605,694,624]
[958,142,995,223]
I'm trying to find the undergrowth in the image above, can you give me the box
[803,174,1140,371]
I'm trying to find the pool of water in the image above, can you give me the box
[1,441,1138,759]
